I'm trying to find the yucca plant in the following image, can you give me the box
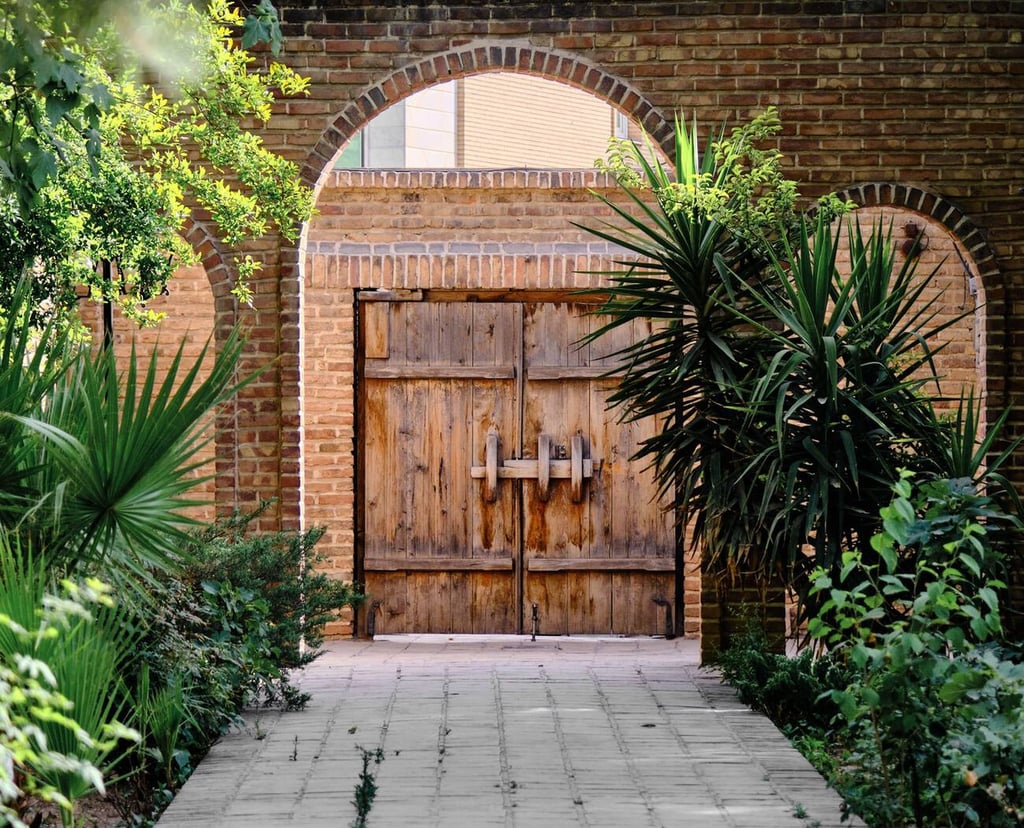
[581,110,804,575]
[715,214,963,587]
[583,110,1009,613]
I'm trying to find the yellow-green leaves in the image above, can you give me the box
[0,0,313,327]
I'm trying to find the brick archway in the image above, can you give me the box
[299,43,674,193]
[294,54,675,624]
[833,182,1000,299]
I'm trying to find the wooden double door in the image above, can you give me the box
[359,295,676,635]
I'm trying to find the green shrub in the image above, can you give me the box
[104,576,278,824]
[111,514,363,823]
[808,472,1021,827]
[714,622,850,733]
[940,646,1024,825]
[184,504,365,674]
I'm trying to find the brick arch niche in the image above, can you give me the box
[298,56,682,637]
[833,183,1001,423]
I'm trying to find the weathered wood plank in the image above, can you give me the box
[363,301,390,359]
[357,289,423,302]
[450,571,472,632]
[473,571,516,633]
[525,572,567,637]
[369,572,408,634]
[365,557,514,572]
[526,557,677,572]
[364,364,515,379]
[527,365,624,380]
[363,384,392,553]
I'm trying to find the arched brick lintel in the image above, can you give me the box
[836,181,1007,411]
[834,182,1001,300]
[180,216,238,326]
[300,43,674,192]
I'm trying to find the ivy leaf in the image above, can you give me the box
[45,91,79,127]
[240,0,282,55]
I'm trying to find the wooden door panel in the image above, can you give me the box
[521,303,674,636]
[591,385,675,559]
[361,299,675,637]
[362,301,518,633]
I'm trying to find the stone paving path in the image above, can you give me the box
[156,635,862,827]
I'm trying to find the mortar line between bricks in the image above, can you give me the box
[287,665,355,816]
[429,665,451,822]
[637,664,737,827]
[587,666,661,828]
[540,666,590,828]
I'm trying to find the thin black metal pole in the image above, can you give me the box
[102,259,113,349]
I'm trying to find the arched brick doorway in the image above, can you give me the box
[298,55,693,637]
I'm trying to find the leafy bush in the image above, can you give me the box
[0,539,139,828]
[714,622,850,733]
[809,472,1022,827]
[940,647,1024,825]
[184,504,365,674]
[109,515,362,823]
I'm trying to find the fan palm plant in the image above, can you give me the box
[0,279,248,592]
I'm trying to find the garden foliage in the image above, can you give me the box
[0,540,136,828]
[809,473,1022,827]
[719,476,1023,827]
[0,2,345,824]
[586,110,1019,616]
[594,111,1024,827]
[0,289,361,823]
[0,0,313,325]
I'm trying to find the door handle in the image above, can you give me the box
[471,429,593,503]
[537,434,551,501]
[484,427,499,502]
[570,433,585,503]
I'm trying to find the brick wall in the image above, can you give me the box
[165,1,1024,639]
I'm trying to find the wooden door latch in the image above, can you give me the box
[471,429,593,503]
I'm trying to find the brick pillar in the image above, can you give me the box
[699,560,788,664]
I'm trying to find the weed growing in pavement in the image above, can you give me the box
[351,746,385,828]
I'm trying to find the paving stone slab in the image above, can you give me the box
[156,635,863,828]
